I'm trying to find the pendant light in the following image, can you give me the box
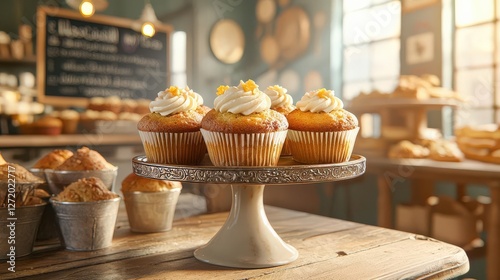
[79,0,95,17]
[66,0,108,17]
[133,0,159,37]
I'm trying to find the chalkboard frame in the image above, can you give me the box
[36,6,173,107]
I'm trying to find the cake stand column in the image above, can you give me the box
[194,184,298,268]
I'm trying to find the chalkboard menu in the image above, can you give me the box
[37,7,172,107]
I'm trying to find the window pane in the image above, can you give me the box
[171,31,186,73]
[171,73,187,88]
[455,68,494,108]
[343,9,371,45]
[370,1,401,41]
[455,24,494,68]
[343,45,370,82]
[343,1,401,46]
[343,81,371,101]
[455,0,494,27]
[372,0,391,5]
[343,0,371,13]
[370,39,400,79]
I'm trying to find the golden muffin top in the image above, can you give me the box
[121,173,182,192]
[287,88,358,132]
[54,177,118,202]
[33,149,74,169]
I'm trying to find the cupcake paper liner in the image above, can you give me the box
[138,131,207,164]
[200,129,287,166]
[287,127,359,164]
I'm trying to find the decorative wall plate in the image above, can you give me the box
[210,19,245,64]
[275,6,310,61]
[260,35,280,65]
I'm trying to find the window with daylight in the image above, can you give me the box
[454,0,500,125]
[342,0,401,102]
[170,31,187,88]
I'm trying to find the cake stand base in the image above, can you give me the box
[194,184,298,268]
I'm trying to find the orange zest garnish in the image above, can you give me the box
[216,85,229,96]
[166,86,180,96]
[317,88,330,99]
[242,79,258,93]
[267,85,283,92]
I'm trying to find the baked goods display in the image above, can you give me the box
[348,74,463,158]
[455,124,500,164]
[286,88,359,163]
[428,140,464,162]
[137,86,209,164]
[56,146,115,171]
[351,75,462,104]
[201,79,288,166]
[388,140,430,159]
[121,173,182,192]
[53,177,118,202]
[32,149,74,169]
[31,116,63,135]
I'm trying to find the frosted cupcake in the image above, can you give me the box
[264,85,296,156]
[137,86,209,164]
[286,88,359,163]
[201,80,288,166]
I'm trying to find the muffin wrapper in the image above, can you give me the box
[287,127,359,163]
[200,129,287,166]
[138,131,207,164]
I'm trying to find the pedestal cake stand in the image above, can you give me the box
[132,155,366,268]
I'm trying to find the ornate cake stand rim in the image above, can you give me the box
[131,154,366,184]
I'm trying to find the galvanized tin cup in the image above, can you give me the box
[123,188,181,233]
[50,197,121,251]
[0,203,46,259]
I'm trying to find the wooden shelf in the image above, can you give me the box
[347,98,462,112]
[0,56,36,65]
[0,133,141,148]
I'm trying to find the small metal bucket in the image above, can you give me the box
[0,203,46,259]
[123,189,181,233]
[50,197,121,251]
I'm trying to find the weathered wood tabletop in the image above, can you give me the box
[1,203,469,279]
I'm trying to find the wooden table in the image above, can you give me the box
[366,156,499,280]
[1,203,469,279]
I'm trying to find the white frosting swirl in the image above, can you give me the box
[149,86,203,116]
[296,88,344,113]
[265,85,293,109]
[214,80,271,115]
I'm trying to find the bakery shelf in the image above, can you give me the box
[0,133,141,148]
[132,154,366,268]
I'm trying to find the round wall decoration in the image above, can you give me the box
[210,19,245,64]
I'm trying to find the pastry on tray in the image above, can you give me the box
[286,88,359,163]
[388,140,429,159]
[201,79,288,166]
[137,86,209,164]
